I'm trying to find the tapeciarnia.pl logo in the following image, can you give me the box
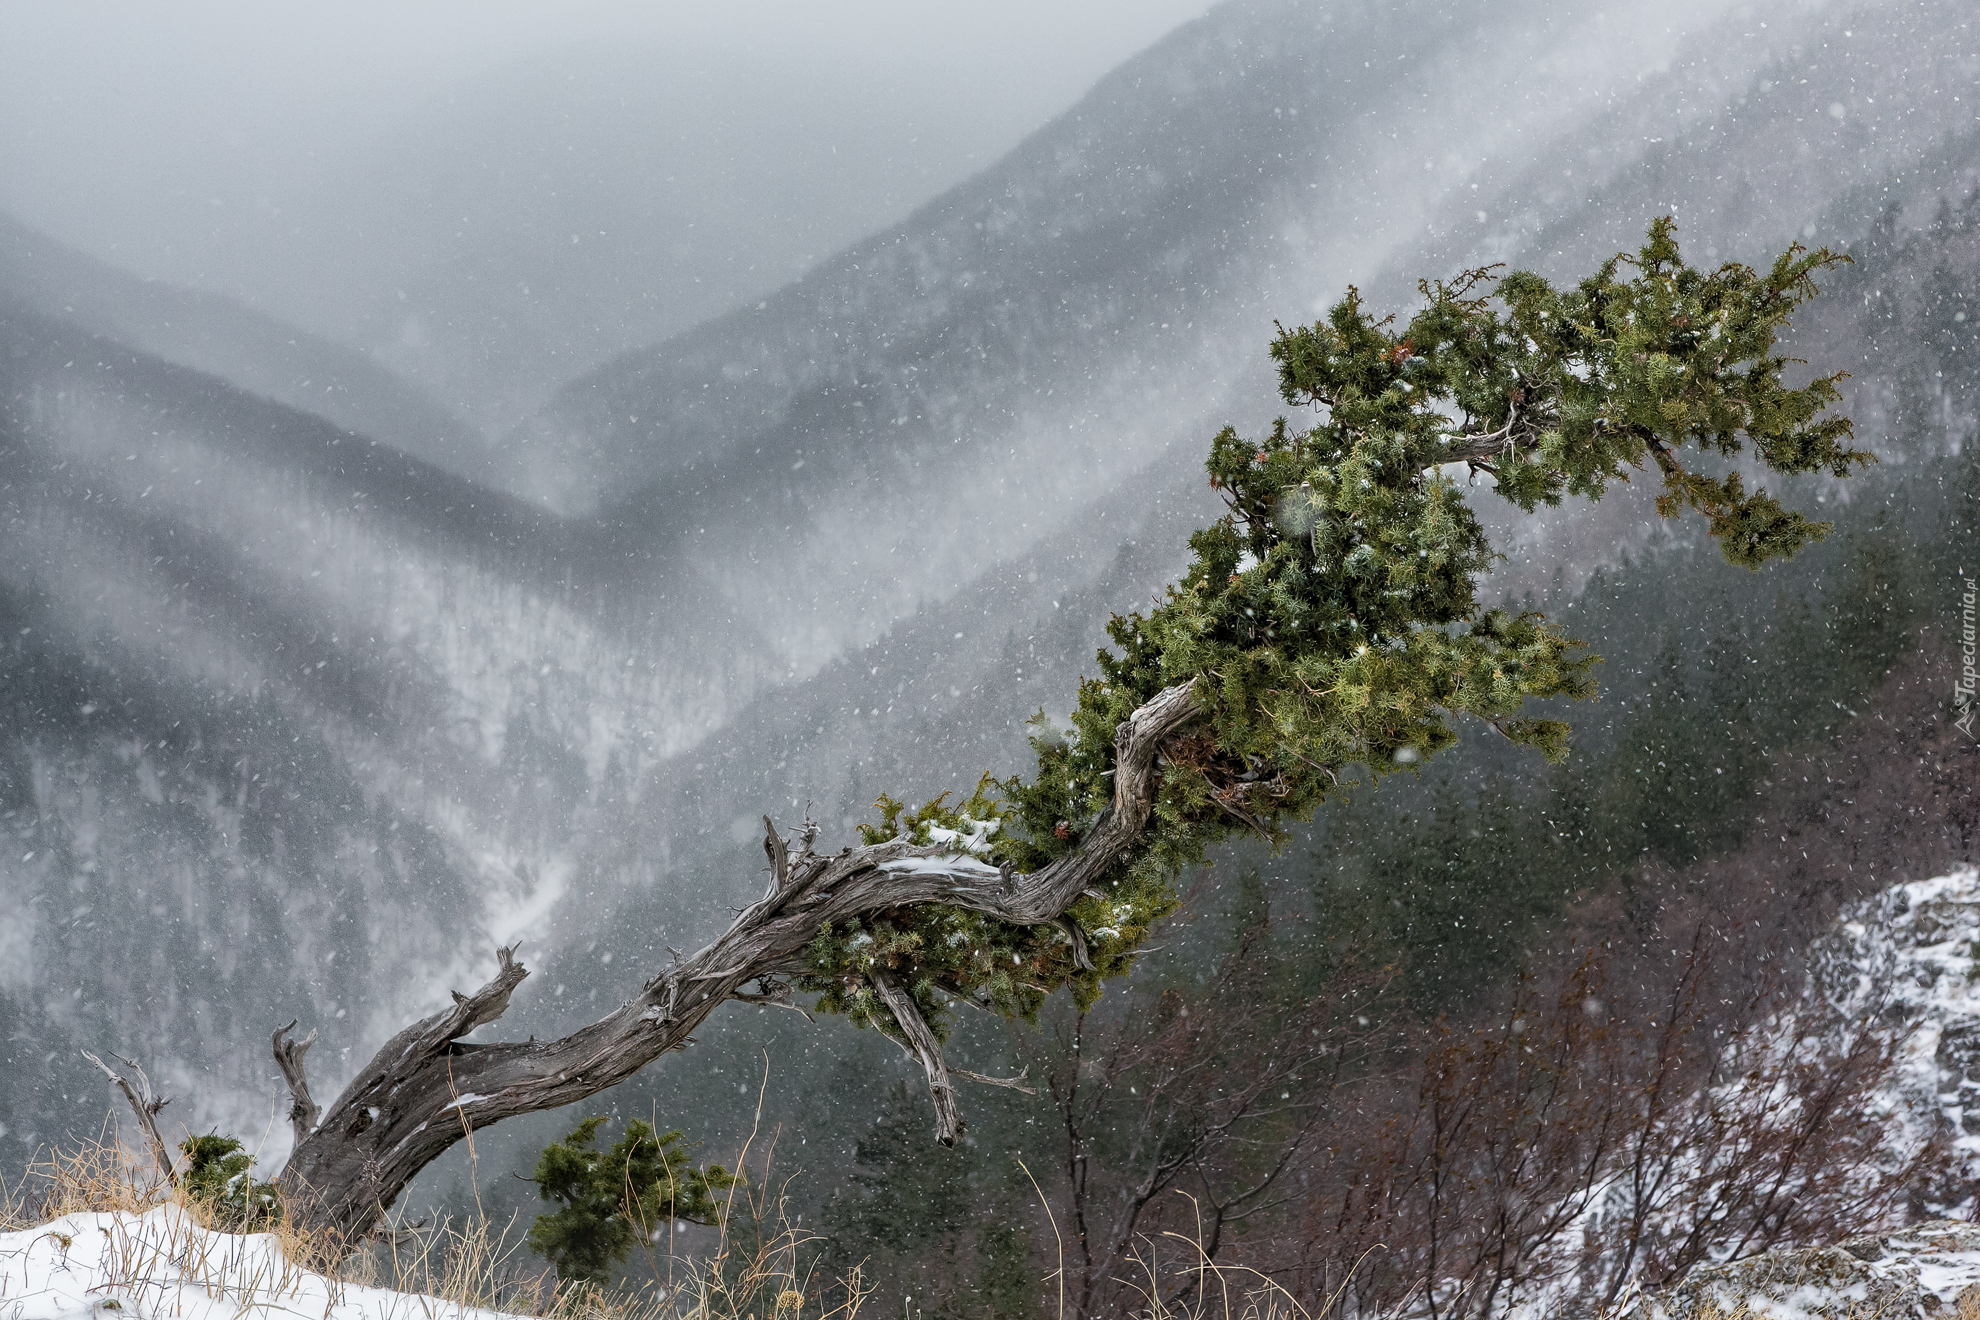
[1958,573,1978,739]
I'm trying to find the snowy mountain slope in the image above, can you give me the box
[521,0,1748,529]
[1500,869,1980,1319]
[0,302,803,1160]
[0,22,1198,449]
[11,0,1980,1205]
[267,41,1139,441]
[1813,867,1980,1209]
[0,214,494,486]
[515,0,1980,698]
[1393,0,1980,282]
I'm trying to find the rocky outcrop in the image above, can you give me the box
[1811,867,1980,1210]
[1638,1222,1980,1320]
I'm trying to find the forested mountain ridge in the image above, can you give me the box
[0,298,786,1153]
[0,214,494,484]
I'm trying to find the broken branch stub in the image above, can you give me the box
[763,816,790,893]
[272,1021,321,1148]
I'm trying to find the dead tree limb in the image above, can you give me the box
[272,679,1202,1260]
[954,1066,1036,1095]
[272,1021,321,1149]
[762,816,790,893]
[870,970,964,1145]
[81,1050,176,1186]
[1057,915,1095,971]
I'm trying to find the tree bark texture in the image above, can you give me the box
[273,679,1202,1258]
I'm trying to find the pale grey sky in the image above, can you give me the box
[0,0,1219,278]
[0,0,1220,432]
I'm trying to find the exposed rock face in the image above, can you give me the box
[1810,867,1980,1211]
[1639,1222,1980,1320]
[1497,875,1980,1320]
[1617,873,1980,1320]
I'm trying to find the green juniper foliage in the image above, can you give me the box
[179,1134,282,1231]
[796,220,1868,1044]
[525,1115,739,1284]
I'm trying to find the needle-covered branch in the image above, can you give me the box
[1265,217,1869,566]
[260,220,1859,1261]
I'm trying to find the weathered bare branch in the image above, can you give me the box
[274,679,1203,1259]
[791,815,820,872]
[954,1066,1037,1095]
[730,976,813,1021]
[1440,389,1553,468]
[870,971,964,1146]
[272,1021,321,1149]
[81,1050,176,1186]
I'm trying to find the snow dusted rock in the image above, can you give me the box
[0,1207,519,1320]
[1639,1221,1980,1320]
[1811,865,1980,1198]
[1627,869,1980,1320]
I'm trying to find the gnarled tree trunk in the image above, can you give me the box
[268,680,1201,1260]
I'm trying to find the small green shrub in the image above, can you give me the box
[525,1115,739,1284]
[178,1134,281,1231]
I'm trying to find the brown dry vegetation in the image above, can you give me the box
[1,1126,1357,1320]
[1002,637,1977,1320]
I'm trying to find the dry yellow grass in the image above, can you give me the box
[0,1116,173,1230]
[1114,1242,1311,1320]
[3,1107,871,1320]
[1096,1197,1334,1320]
[7,1107,1374,1320]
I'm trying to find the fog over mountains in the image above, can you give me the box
[83,41,1095,440]
[0,5,1212,442]
[1,0,1976,1194]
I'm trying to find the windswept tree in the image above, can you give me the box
[103,220,1870,1257]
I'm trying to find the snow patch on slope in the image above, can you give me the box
[1499,869,1980,1320]
[0,1207,519,1320]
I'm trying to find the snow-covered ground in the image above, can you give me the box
[1484,868,1980,1320]
[0,1207,518,1320]
[1614,867,1980,1320]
